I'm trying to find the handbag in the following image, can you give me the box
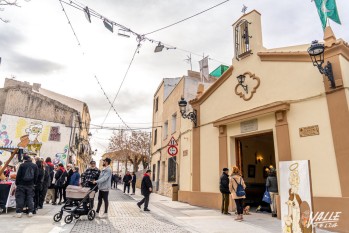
[262,187,272,204]
[55,173,64,188]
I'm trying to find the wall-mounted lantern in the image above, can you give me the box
[178,97,197,127]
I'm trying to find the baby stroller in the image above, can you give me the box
[53,185,97,224]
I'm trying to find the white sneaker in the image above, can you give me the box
[16,213,22,218]
[100,213,108,219]
[28,212,33,217]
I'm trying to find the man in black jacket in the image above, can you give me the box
[137,170,152,211]
[123,171,132,194]
[39,161,51,208]
[131,172,137,195]
[15,155,38,218]
[220,168,231,215]
[63,164,73,202]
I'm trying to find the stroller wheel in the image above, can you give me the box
[64,214,73,224]
[73,214,80,219]
[87,210,96,221]
[53,213,62,222]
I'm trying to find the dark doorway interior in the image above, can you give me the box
[235,132,276,208]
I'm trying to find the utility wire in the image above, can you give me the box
[144,0,231,35]
[58,0,131,130]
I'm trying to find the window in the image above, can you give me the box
[171,113,177,134]
[163,121,168,139]
[153,129,157,146]
[155,97,159,112]
[235,19,251,60]
[168,157,176,182]
[152,164,156,181]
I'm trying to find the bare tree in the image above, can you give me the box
[108,130,150,172]
[0,0,29,23]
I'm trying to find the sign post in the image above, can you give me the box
[167,136,178,157]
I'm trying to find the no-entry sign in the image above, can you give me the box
[168,146,178,156]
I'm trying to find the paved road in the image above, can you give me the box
[0,187,334,233]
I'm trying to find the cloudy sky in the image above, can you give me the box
[0,0,348,161]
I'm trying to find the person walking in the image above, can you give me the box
[39,161,51,209]
[230,166,246,221]
[63,164,73,203]
[266,167,278,217]
[15,155,38,218]
[54,163,67,205]
[113,173,119,189]
[220,168,231,215]
[137,170,153,211]
[111,173,115,189]
[93,158,112,218]
[69,166,80,186]
[131,172,137,195]
[123,171,132,194]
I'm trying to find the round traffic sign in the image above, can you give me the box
[168,146,178,156]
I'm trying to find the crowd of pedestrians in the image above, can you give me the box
[11,154,151,218]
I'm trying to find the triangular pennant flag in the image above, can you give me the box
[326,0,341,25]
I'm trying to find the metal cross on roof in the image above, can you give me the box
[241,5,248,14]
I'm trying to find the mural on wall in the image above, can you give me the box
[53,145,69,166]
[0,125,13,155]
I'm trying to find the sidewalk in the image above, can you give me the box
[0,201,74,233]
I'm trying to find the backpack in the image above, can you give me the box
[233,177,246,197]
[23,166,34,182]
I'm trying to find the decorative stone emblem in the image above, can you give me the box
[235,72,260,101]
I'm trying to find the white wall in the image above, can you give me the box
[0,114,71,166]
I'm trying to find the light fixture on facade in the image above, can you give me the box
[178,97,197,127]
[307,40,335,89]
[236,74,248,94]
[84,6,91,23]
[118,29,130,38]
[255,153,263,164]
[103,19,113,32]
[154,42,164,53]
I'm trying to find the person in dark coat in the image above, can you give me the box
[131,172,136,195]
[63,164,73,202]
[39,161,51,208]
[137,170,153,211]
[113,173,119,189]
[15,155,38,218]
[123,171,132,194]
[54,164,67,205]
[220,168,231,215]
[44,157,55,204]
[266,167,278,217]
[34,160,44,213]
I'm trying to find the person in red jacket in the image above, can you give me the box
[137,170,153,211]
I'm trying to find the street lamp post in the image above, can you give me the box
[307,40,335,89]
[178,97,197,127]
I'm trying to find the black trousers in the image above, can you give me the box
[54,187,63,203]
[62,185,67,202]
[124,184,130,193]
[96,191,109,213]
[39,185,48,207]
[234,199,244,215]
[113,181,117,189]
[34,186,41,210]
[131,183,136,194]
[138,194,150,210]
[15,185,35,213]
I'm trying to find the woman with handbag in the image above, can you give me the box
[229,166,246,222]
[266,167,278,217]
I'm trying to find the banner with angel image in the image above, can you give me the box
[279,160,314,233]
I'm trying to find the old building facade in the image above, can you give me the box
[0,79,92,170]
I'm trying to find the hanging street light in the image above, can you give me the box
[154,42,164,53]
[307,40,335,89]
[103,19,113,33]
[84,6,91,23]
[178,97,197,127]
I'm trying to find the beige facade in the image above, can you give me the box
[177,10,349,232]
[150,71,216,197]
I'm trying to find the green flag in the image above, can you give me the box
[314,0,327,29]
[326,0,341,25]
[314,0,341,29]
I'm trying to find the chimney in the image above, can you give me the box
[33,83,41,91]
[196,84,205,98]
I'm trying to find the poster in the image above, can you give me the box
[279,160,313,233]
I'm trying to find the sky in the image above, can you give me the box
[0,0,348,162]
